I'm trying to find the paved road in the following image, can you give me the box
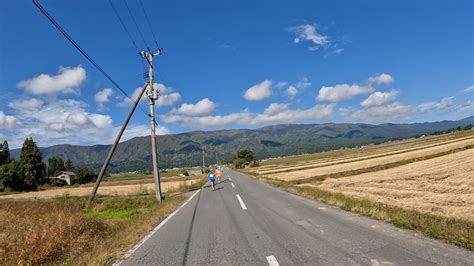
[120,169,474,265]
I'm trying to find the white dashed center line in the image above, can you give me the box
[231,182,235,188]
[266,255,279,266]
[236,194,247,210]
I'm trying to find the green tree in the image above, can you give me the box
[76,166,97,184]
[18,138,46,191]
[47,157,65,176]
[0,140,11,165]
[234,149,256,169]
[65,159,74,171]
[0,160,20,191]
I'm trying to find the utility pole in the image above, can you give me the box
[86,81,149,209]
[201,145,205,173]
[140,49,162,202]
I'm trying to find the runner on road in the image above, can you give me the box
[216,168,222,183]
[208,168,216,191]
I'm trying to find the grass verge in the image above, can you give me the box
[0,194,188,265]
[288,185,474,250]
[250,173,474,251]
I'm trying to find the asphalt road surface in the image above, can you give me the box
[119,169,474,265]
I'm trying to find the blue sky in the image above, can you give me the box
[0,0,473,148]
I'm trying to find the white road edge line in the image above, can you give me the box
[266,255,279,266]
[115,189,201,264]
[231,182,235,188]
[236,194,247,210]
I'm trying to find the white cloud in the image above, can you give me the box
[173,98,216,116]
[368,73,394,85]
[418,97,455,113]
[296,77,311,89]
[18,65,86,95]
[95,88,113,103]
[118,83,181,107]
[8,98,44,110]
[287,86,298,96]
[462,85,474,93]
[163,103,334,128]
[274,81,288,89]
[264,103,289,115]
[0,111,19,129]
[351,102,418,123]
[157,92,181,107]
[317,84,374,103]
[289,24,329,50]
[361,91,398,108]
[121,124,169,142]
[244,80,272,101]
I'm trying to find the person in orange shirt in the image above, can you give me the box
[216,168,222,183]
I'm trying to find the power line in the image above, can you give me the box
[32,0,149,117]
[123,0,148,49]
[109,0,146,74]
[138,0,160,48]
[109,0,140,52]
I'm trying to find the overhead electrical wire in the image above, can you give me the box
[109,0,140,52]
[109,0,146,73]
[138,0,160,48]
[32,0,149,117]
[123,0,149,49]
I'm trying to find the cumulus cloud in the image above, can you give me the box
[8,98,44,110]
[286,86,298,96]
[351,102,418,123]
[244,80,272,101]
[0,111,19,129]
[95,88,113,103]
[173,98,216,116]
[119,83,181,107]
[18,65,86,95]
[368,73,394,85]
[289,24,329,50]
[163,103,333,128]
[361,91,398,108]
[317,84,374,103]
[418,97,455,113]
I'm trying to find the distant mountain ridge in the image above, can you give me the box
[10,116,474,172]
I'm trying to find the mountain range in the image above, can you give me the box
[11,116,474,172]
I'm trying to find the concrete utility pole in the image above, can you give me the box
[202,145,205,173]
[140,49,162,202]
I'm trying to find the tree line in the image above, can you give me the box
[0,138,97,192]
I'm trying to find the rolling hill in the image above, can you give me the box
[11,116,474,172]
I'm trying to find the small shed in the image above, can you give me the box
[49,171,76,185]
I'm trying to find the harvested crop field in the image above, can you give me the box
[256,135,474,174]
[265,136,474,181]
[0,179,200,200]
[315,148,474,221]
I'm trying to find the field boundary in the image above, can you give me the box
[260,136,474,175]
[284,144,474,184]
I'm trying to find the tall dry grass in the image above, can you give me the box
[0,194,186,265]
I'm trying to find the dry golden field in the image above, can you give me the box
[0,179,200,200]
[317,148,474,221]
[264,135,473,181]
[250,131,474,222]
